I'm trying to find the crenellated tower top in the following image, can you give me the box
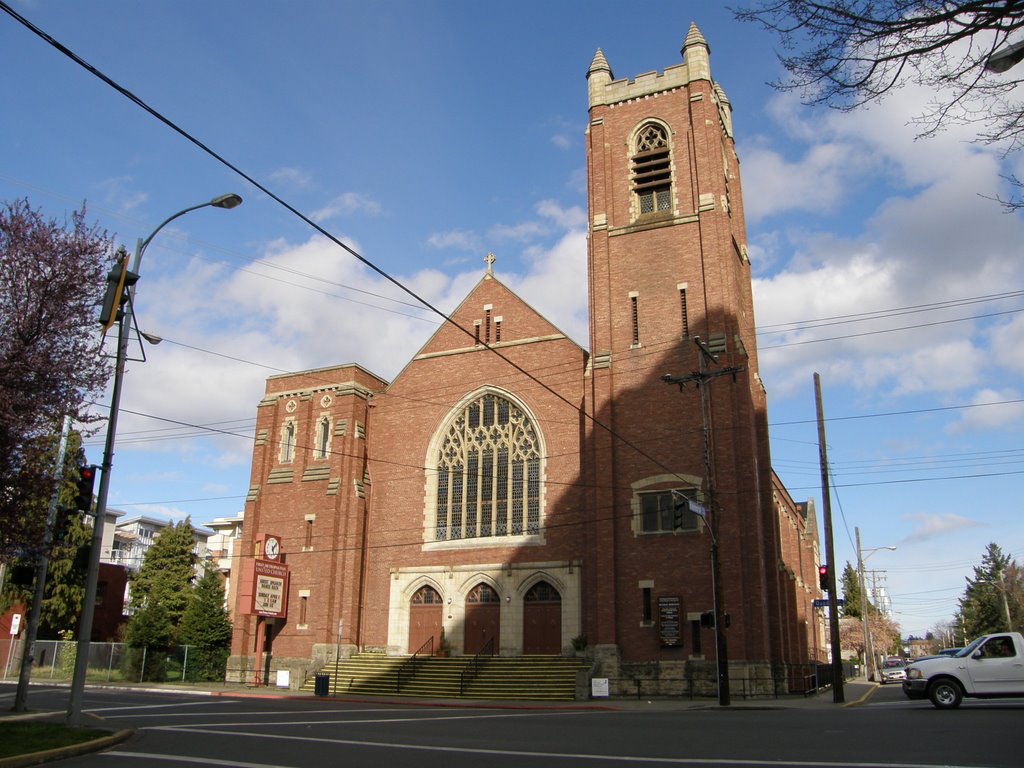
[587,21,722,116]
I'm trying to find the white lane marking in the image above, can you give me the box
[112,725,1000,768]
[104,706,454,720]
[86,699,240,713]
[147,709,591,729]
[107,752,292,768]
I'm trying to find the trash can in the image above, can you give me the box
[314,673,330,696]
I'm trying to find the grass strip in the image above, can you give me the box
[0,721,108,758]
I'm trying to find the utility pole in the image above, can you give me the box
[14,415,72,713]
[662,336,742,707]
[814,373,844,703]
[855,528,877,684]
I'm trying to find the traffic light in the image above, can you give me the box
[98,248,139,334]
[700,610,715,628]
[74,465,98,514]
[818,564,829,591]
[53,506,75,543]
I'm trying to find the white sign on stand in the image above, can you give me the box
[9,614,21,635]
[275,669,290,689]
[591,678,609,698]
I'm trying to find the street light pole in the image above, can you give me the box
[855,530,896,683]
[66,194,242,726]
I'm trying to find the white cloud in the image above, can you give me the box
[945,388,1024,434]
[989,314,1024,375]
[427,229,480,252]
[741,141,861,221]
[97,176,148,213]
[901,512,983,544]
[311,192,382,222]
[268,166,313,189]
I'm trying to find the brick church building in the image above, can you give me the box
[229,24,823,695]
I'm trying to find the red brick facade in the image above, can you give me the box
[229,25,821,693]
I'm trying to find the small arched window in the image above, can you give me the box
[314,417,330,460]
[467,583,500,604]
[411,585,443,604]
[632,123,671,216]
[281,421,295,463]
[433,392,542,542]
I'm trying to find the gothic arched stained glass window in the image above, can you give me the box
[434,391,542,541]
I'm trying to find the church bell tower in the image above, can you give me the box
[582,24,781,666]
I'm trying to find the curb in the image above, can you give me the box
[0,727,133,768]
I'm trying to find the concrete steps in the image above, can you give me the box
[300,653,588,701]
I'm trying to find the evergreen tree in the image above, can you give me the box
[959,542,1015,637]
[127,517,197,642]
[840,561,866,618]
[179,568,233,681]
[1,438,93,635]
[123,601,173,682]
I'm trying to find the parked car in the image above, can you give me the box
[880,658,907,684]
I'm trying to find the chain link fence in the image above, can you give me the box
[0,638,227,683]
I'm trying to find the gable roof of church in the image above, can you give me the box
[385,267,586,390]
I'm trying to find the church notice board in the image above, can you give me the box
[251,559,289,619]
[658,596,681,647]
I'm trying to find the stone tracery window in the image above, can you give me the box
[434,392,542,542]
[632,123,672,216]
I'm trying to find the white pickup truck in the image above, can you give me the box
[902,632,1024,709]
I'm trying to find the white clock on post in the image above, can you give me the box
[258,534,281,561]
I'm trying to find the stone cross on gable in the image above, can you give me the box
[485,252,496,275]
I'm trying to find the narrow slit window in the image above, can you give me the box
[630,294,639,346]
[642,587,652,623]
[679,287,689,338]
[484,307,492,344]
[494,317,502,343]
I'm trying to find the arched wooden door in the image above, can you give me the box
[465,583,500,654]
[523,580,561,654]
[408,585,443,655]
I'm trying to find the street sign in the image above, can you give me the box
[812,598,845,609]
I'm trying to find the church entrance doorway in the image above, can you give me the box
[523,580,561,654]
[409,585,443,655]
[465,582,500,654]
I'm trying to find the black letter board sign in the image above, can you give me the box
[658,596,681,647]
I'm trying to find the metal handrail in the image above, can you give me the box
[397,636,434,693]
[459,637,495,695]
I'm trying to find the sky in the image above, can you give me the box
[3,1,1022,640]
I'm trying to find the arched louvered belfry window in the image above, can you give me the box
[632,122,672,216]
[433,391,542,542]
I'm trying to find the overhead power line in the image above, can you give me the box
[0,1,702,497]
